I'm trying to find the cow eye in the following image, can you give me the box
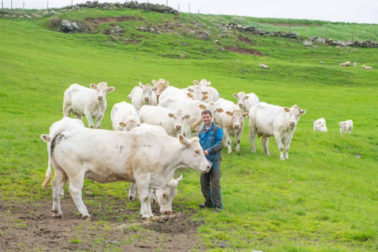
[195,150,201,155]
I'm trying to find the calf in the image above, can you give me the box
[249,102,306,160]
[129,82,158,110]
[63,82,115,128]
[313,118,327,132]
[46,126,210,219]
[339,120,353,134]
[111,102,140,131]
[233,91,259,113]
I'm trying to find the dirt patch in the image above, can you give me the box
[0,197,204,251]
[224,46,264,56]
[85,16,143,25]
[238,36,253,45]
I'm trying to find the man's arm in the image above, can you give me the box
[207,128,223,154]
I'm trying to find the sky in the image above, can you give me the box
[3,0,378,24]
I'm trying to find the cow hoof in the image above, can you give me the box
[52,212,62,218]
[80,213,91,219]
[128,196,136,201]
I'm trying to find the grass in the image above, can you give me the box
[0,7,377,251]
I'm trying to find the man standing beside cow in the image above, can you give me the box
[198,110,224,212]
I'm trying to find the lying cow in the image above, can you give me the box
[339,120,353,134]
[214,98,246,154]
[45,126,210,219]
[40,117,85,188]
[139,105,191,137]
[362,65,373,70]
[111,101,141,131]
[128,82,157,110]
[233,91,259,113]
[340,61,351,67]
[313,118,327,132]
[249,102,306,160]
[63,82,115,128]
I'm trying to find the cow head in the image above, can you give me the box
[225,109,246,129]
[90,82,115,101]
[283,105,306,127]
[152,79,169,98]
[139,82,156,104]
[178,135,211,173]
[187,85,203,101]
[168,112,191,136]
[155,175,183,215]
[119,119,140,131]
[233,92,250,110]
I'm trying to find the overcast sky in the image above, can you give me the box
[4,0,378,24]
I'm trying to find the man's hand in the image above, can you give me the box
[203,150,209,155]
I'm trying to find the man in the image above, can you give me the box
[198,110,224,211]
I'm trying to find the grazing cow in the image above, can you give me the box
[249,102,306,160]
[214,98,247,154]
[339,120,353,134]
[259,63,269,69]
[152,79,170,100]
[47,127,211,219]
[139,105,191,137]
[63,82,115,128]
[111,102,141,131]
[313,118,327,132]
[233,91,259,113]
[340,61,351,67]
[40,117,85,188]
[128,82,158,110]
[159,97,211,135]
[362,65,373,70]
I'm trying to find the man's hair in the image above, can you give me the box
[201,110,212,117]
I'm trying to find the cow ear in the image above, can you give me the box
[244,95,249,99]
[107,86,115,93]
[40,134,51,143]
[90,83,97,89]
[300,109,306,115]
[179,135,189,146]
[176,175,183,183]
[202,91,208,95]
[138,82,144,88]
[152,79,157,85]
[152,87,157,91]
[226,111,233,116]
[187,93,193,98]
[199,104,207,110]
[168,113,175,118]
[284,107,290,112]
[184,114,190,120]
[193,80,199,85]
[165,81,169,87]
[233,93,238,98]
[119,122,126,128]
[188,88,194,92]
[216,108,224,113]
[203,95,209,101]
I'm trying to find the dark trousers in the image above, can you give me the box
[200,159,223,209]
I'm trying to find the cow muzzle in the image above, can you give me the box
[233,123,240,129]
[144,97,150,102]
[98,96,103,101]
[176,125,182,130]
[289,121,296,126]
[238,103,243,108]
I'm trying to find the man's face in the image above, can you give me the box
[202,113,212,127]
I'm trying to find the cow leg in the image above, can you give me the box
[51,168,67,218]
[63,104,71,117]
[274,133,285,160]
[284,135,293,160]
[262,136,270,156]
[95,114,104,129]
[249,126,256,153]
[135,174,153,218]
[235,129,242,152]
[84,110,94,128]
[128,183,137,200]
[224,130,232,154]
[68,170,90,218]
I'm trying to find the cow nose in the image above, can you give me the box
[144,97,149,101]
[233,124,240,129]
[176,125,181,130]
[290,121,296,126]
[98,96,103,101]
[239,104,243,108]
[164,210,172,215]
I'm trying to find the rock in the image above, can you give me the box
[214,39,220,44]
[303,40,313,46]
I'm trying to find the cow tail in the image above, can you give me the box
[41,130,62,188]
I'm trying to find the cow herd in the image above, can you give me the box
[40,78,353,219]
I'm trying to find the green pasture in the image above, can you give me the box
[0,8,377,251]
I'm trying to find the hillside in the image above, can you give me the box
[0,4,377,251]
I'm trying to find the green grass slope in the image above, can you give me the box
[0,7,377,251]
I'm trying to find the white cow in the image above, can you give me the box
[313,118,327,132]
[139,105,191,137]
[63,82,115,128]
[191,80,219,102]
[128,82,158,110]
[362,65,373,70]
[339,120,353,134]
[249,102,306,160]
[159,97,210,135]
[214,98,246,154]
[259,63,269,69]
[47,127,211,219]
[158,86,193,102]
[40,117,85,188]
[233,92,259,113]
[111,102,140,131]
[152,79,170,100]
[340,61,351,67]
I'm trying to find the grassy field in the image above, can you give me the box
[0,7,377,251]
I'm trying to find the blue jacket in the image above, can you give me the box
[198,122,223,162]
